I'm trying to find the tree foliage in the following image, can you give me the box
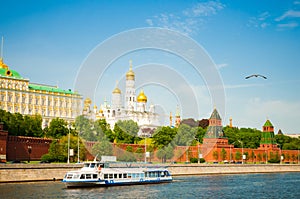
[156,144,174,163]
[152,126,177,149]
[113,120,141,144]
[223,126,261,149]
[46,118,70,139]
[0,109,43,137]
[92,139,113,157]
[173,124,197,146]
[41,135,86,163]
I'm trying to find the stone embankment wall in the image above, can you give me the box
[168,164,300,175]
[0,164,300,183]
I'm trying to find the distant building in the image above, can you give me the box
[229,117,233,128]
[285,134,300,139]
[84,61,160,137]
[0,58,82,127]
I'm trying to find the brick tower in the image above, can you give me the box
[202,108,231,161]
[259,119,277,149]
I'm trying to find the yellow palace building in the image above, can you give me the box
[0,58,82,127]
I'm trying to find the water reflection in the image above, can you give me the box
[0,173,300,199]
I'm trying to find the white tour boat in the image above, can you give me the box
[62,161,172,188]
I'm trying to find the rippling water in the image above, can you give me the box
[1,172,299,199]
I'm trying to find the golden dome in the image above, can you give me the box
[137,89,147,103]
[99,109,103,113]
[84,97,92,105]
[126,60,135,80]
[112,80,121,94]
[93,105,97,109]
[112,87,121,94]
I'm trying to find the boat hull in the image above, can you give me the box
[63,178,172,188]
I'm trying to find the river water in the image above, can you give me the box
[0,172,299,199]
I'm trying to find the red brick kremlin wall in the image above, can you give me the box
[0,124,298,163]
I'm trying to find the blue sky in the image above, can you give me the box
[1,0,300,134]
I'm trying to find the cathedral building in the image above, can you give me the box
[86,61,160,136]
[0,58,82,127]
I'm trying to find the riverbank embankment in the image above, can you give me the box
[0,163,300,183]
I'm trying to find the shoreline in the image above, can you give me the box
[0,164,300,183]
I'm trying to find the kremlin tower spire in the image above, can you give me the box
[125,60,136,110]
[175,105,181,128]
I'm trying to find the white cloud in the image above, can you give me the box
[260,22,269,28]
[277,22,299,29]
[145,19,153,26]
[258,12,270,21]
[146,1,225,35]
[275,10,300,21]
[183,1,225,17]
[216,63,228,69]
[247,11,270,29]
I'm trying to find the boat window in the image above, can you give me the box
[161,172,165,177]
[90,163,96,168]
[140,173,145,178]
[157,172,161,177]
[145,172,148,177]
[164,171,169,176]
[74,174,80,179]
[86,174,91,179]
[136,173,139,178]
[80,174,85,179]
[93,174,98,179]
[150,172,155,177]
[109,174,113,179]
[123,174,127,178]
[104,174,108,179]
[119,174,122,178]
[66,174,73,179]
[83,163,89,168]
[97,163,104,168]
[132,173,136,178]
[114,174,118,179]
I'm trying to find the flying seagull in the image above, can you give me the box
[245,74,267,79]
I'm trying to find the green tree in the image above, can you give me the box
[268,151,280,163]
[42,140,65,162]
[152,126,177,149]
[75,115,97,141]
[257,153,262,162]
[113,120,140,144]
[95,119,114,142]
[173,124,197,146]
[195,126,206,144]
[223,126,261,149]
[156,144,174,163]
[92,139,113,157]
[235,150,242,161]
[213,151,219,162]
[47,118,69,139]
[291,154,296,163]
[251,151,255,163]
[117,150,136,162]
[221,148,227,161]
[284,153,291,162]
[135,147,144,161]
[126,145,133,152]
[0,110,43,137]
